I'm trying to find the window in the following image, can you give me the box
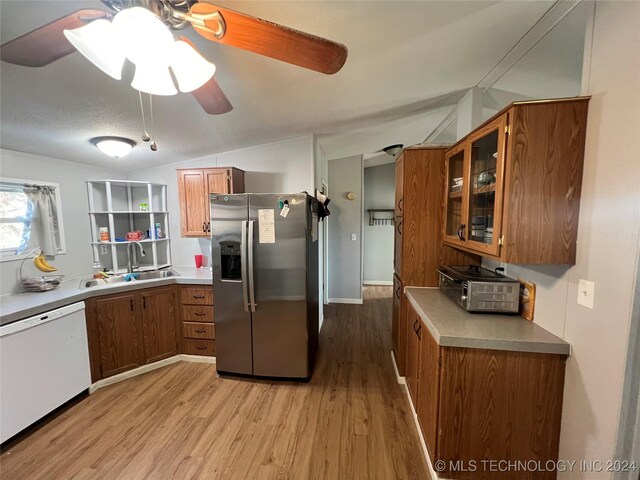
[0,178,66,261]
[0,189,30,252]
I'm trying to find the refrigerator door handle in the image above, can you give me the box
[248,220,257,312]
[241,220,249,312]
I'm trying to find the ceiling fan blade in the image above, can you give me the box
[1,9,111,67]
[189,3,347,75]
[192,76,233,114]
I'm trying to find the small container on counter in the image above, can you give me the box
[92,262,103,278]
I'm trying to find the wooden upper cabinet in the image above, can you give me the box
[443,115,508,257]
[177,167,245,237]
[443,97,589,264]
[140,287,178,364]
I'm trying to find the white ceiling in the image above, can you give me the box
[0,1,586,172]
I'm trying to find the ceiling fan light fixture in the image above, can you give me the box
[113,7,175,67]
[91,136,136,158]
[131,63,178,96]
[171,40,216,93]
[383,144,404,156]
[63,19,125,80]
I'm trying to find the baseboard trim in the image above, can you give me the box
[363,281,394,286]
[89,354,216,393]
[328,298,363,304]
[390,350,405,385]
[392,350,441,480]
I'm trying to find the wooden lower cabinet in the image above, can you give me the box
[94,293,144,379]
[403,297,567,480]
[140,287,178,364]
[86,286,179,381]
[179,285,215,356]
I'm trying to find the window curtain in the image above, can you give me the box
[19,186,61,256]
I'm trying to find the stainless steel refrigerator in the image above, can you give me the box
[210,193,319,380]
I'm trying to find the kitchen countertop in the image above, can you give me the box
[405,287,570,356]
[0,266,212,326]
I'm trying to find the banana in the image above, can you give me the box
[34,254,57,273]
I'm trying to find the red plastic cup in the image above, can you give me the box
[194,254,203,268]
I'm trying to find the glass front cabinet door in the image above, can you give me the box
[443,145,467,247]
[443,115,508,257]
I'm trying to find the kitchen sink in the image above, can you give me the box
[83,269,179,288]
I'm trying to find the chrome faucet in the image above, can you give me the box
[126,242,146,273]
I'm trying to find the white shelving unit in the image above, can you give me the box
[86,180,171,274]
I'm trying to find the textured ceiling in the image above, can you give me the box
[0,1,585,172]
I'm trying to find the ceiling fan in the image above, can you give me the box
[0,0,348,115]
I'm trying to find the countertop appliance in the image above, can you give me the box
[437,265,520,314]
[0,302,91,443]
[211,193,319,380]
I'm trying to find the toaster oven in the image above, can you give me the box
[437,265,520,314]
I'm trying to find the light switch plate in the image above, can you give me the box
[351,234,357,241]
[100,245,108,255]
[577,279,595,309]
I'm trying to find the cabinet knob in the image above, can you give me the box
[195,329,206,334]
[193,295,205,299]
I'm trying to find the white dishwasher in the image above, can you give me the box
[1,302,91,443]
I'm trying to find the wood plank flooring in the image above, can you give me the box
[1,287,430,479]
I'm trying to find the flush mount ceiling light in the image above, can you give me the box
[383,144,404,156]
[91,136,136,158]
[63,7,216,96]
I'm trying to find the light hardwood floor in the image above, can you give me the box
[1,287,430,480]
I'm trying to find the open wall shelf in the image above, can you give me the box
[86,180,172,274]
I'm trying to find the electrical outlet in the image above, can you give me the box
[577,279,595,309]
[351,234,357,241]
[100,245,108,255]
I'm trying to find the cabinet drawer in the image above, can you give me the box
[182,305,214,322]
[183,322,215,340]
[183,338,215,356]
[181,287,213,305]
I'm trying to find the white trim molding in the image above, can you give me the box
[89,354,215,393]
[328,298,363,304]
[364,281,393,286]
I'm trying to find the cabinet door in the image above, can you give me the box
[405,305,421,408]
[416,327,440,460]
[392,274,402,356]
[96,293,144,378]
[394,154,404,216]
[205,169,230,195]
[443,145,467,247]
[177,170,208,237]
[464,115,507,256]
[397,292,408,376]
[140,287,178,364]
[393,217,403,275]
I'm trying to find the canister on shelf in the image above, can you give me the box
[99,227,109,242]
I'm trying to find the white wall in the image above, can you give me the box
[363,163,395,284]
[484,3,640,477]
[127,135,315,267]
[327,155,363,303]
[0,149,121,295]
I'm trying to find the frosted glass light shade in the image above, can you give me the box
[170,41,216,93]
[113,7,175,67]
[91,137,135,158]
[63,20,125,80]
[131,63,178,96]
